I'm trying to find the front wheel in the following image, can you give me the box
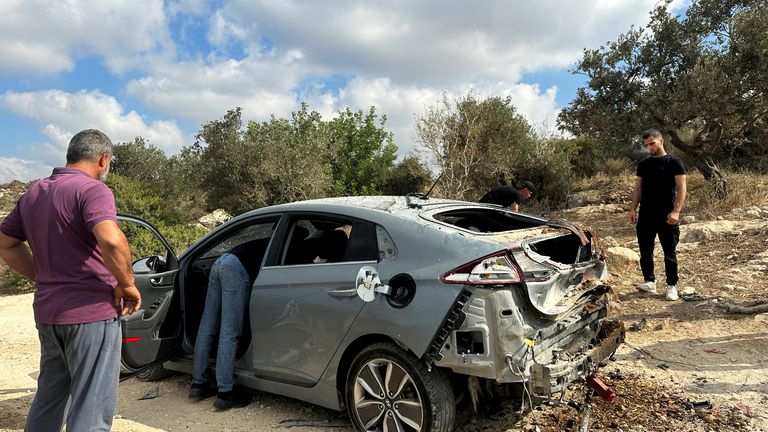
[345,342,455,432]
[135,364,174,382]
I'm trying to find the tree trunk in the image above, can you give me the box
[664,126,729,199]
[692,155,728,199]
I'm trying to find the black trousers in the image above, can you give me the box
[636,214,680,286]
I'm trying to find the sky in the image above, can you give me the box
[0,0,683,183]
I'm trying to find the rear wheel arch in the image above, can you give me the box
[336,334,398,399]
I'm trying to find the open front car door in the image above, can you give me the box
[117,214,182,374]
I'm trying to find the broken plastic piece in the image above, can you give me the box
[585,374,616,403]
[735,403,754,418]
[138,386,159,400]
[691,400,712,410]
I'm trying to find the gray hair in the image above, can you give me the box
[641,129,664,140]
[66,129,113,163]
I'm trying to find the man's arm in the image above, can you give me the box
[510,202,520,212]
[629,177,642,224]
[667,174,687,224]
[92,220,141,316]
[0,232,34,280]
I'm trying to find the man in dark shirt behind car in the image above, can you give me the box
[479,181,536,212]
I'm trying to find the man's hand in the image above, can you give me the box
[667,210,680,225]
[114,284,142,316]
[629,209,638,224]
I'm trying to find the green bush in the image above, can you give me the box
[0,264,34,295]
[109,173,207,259]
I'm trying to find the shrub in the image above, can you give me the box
[0,264,34,295]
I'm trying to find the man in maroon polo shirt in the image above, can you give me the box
[0,129,141,431]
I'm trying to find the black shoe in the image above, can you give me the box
[188,383,217,400]
[214,388,251,411]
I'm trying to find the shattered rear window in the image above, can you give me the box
[433,208,547,233]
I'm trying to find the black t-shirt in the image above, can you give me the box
[479,186,521,207]
[637,155,686,216]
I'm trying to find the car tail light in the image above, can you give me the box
[440,251,523,285]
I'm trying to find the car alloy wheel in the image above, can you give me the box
[345,342,454,432]
[353,358,423,430]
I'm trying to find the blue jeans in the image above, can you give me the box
[192,253,251,392]
[26,318,121,432]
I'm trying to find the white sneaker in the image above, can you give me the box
[665,285,679,301]
[636,281,657,294]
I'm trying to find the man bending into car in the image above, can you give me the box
[0,129,141,431]
[479,181,536,212]
[188,241,263,410]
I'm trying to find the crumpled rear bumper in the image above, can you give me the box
[529,320,625,396]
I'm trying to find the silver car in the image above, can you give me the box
[120,196,624,432]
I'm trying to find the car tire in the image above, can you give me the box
[345,342,455,432]
[135,364,174,382]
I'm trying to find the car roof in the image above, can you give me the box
[232,195,481,221]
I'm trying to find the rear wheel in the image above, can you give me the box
[345,342,455,432]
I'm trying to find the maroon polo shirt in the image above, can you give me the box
[0,167,119,324]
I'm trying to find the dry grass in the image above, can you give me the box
[570,170,768,221]
[571,170,636,194]
[685,171,768,218]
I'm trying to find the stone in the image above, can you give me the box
[681,220,738,243]
[606,247,640,268]
[568,190,602,207]
[198,209,232,229]
[680,215,696,225]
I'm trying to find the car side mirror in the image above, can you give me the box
[356,266,391,302]
[132,255,165,274]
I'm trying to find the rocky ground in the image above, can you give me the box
[1,177,767,431]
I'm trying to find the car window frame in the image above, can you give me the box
[263,212,380,269]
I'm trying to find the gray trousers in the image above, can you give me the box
[26,318,121,432]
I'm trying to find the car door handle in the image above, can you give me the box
[148,270,176,287]
[327,288,358,298]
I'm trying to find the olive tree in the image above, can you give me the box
[559,0,768,197]
[415,93,542,201]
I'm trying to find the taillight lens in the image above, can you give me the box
[440,251,523,285]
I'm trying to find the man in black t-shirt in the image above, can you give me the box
[479,181,536,212]
[629,129,687,301]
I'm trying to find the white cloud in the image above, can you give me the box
[166,0,209,16]
[125,51,311,124]
[1,90,185,166]
[207,10,250,48]
[217,0,665,85]
[0,157,52,183]
[0,0,172,74]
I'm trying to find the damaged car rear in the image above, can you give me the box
[428,204,625,400]
[119,196,623,432]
